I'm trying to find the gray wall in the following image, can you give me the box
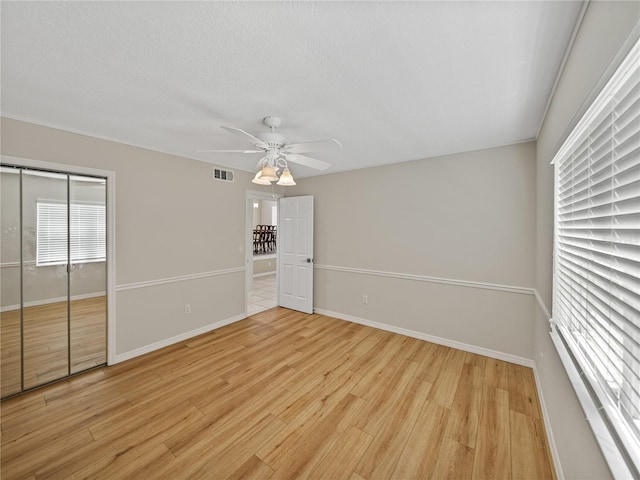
[534,2,640,479]
[251,199,277,229]
[1,118,253,357]
[253,257,276,275]
[288,141,536,360]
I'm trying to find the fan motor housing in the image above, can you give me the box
[257,132,287,148]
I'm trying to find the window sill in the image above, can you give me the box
[550,326,637,479]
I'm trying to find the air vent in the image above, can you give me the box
[213,168,234,183]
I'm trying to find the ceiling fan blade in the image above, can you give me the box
[285,153,331,171]
[221,126,268,148]
[196,149,263,153]
[283,138,342,154]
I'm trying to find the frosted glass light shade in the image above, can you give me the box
[251,171,271,185]
[277,168,296,186]
[259,166,279,181]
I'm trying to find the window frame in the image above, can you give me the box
[36,201,107,267]
[551,37,640,479]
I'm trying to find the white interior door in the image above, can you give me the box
[278,195,313,314]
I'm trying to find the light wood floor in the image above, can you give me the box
[1,296,107,397]
[0,307,556,479]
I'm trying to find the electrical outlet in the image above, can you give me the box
[362,295,368,304]
[184,304,191,314]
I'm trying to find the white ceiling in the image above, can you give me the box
[1,1,584,178]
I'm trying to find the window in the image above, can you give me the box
[36,202,106,266]
[552,38,639,477]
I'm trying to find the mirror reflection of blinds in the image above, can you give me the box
[552,38,640,475]
[36,202,106,266]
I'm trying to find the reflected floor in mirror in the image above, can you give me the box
[1,296,107,397]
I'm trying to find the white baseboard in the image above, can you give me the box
[532,291,563,480]
[112,313,246,365]
[314,308,534,368]
[533,363,565,480]
[1,291,106,313]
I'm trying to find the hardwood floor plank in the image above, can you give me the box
[351,359,419,436]
[395,335,426,362]
[464,350,488,369]
[484,357,510,390]
[271,360,360,424]
[510,410,553,480]
[444,362,484,448]
[2,390,131,448]
[0,391,46,421]
[196,365,297,417]
[349,329,396,373]
[309,426,373,480]
[414,342,449,384]
[427,347,466,408]
[265,393,365,480]
[350,334,408,399]
[257,383,364,470]
[88,398,198,441]
[36,404,204,479]
[508,363,540,419]
[279,338,356,393]
[0,307,555,480]
[472,386,511,480]
[390,400,450,480]
[429,437,475,480]
[163,413,287,479]
[165,381,292,458]
[99,443,177,480]
[355,375,431,479]
[226,455,274,480]
[64,442,173,480]
[2,427,94,480]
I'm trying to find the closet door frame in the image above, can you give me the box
[1,155,117,366]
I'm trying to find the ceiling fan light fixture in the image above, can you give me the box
[259,166,279,182]
[277,168,296,186]
[251,171,272,185]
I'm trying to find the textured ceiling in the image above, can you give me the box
[1,1,584,177]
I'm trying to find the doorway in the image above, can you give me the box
[1,164,108,398]
[246,191,281,316]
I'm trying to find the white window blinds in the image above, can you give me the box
[552,38,640,475]
[37,202,106,266]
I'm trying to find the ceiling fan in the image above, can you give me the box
[197,116,341,185]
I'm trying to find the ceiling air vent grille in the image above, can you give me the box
[213,168,234,183]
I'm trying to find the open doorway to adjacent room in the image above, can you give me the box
[246,192,280,315]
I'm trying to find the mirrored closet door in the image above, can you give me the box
[1,165,107,398]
